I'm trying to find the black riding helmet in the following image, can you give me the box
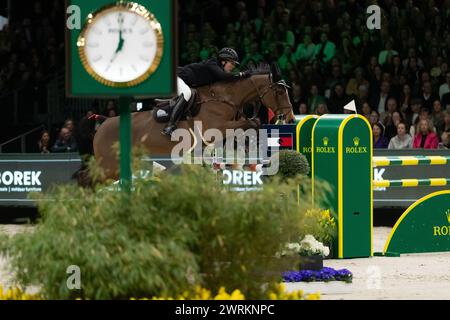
[218,47,240,65]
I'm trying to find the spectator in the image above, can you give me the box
[403,57,421,88]
[355,84,370,106]
[346,67,369,97]
[412,119,439,149]
[387,55,403,88]
[328,83,351,114]
[420,81,439,111]
[52,127,77,153]
[63,118,75,133]
[373,123,389,149]
[381,97,399,125]
[385,111,404,140]
[241,42,264,66]
[432,99,445,135]
[402,47,424,70]
[308,84,326,113]
[388,122,413,149]
[399,83,412,113]
[294,34,315,62]
[440,111,450,148]
[337,36,358,74]
[410,107,436,137]
[378,39,399,66]
[37,130,51,154]
[369,110,382,127]
[404,98,422,129]
[300,63,323,92]
[438,72,450,99]
[370,80,392,115]
[298,103,309,115]
[442,110,450,135]
[441,131,450,149]
[314,32,336,64]
[277,45,296,72]
[325,63,345,95]
[315,103,329,116]
[361,102,372,121]
[290,83,306,114]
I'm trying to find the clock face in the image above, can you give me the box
[77,2,164,87]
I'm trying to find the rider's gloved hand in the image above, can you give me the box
[239,70,252,78]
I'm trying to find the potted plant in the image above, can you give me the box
[302,209,337,259]
[297,235,330,270]
[278,235,330,271]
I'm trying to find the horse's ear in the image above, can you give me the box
[271,63,282,82]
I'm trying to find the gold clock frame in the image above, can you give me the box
[77,1,164,88]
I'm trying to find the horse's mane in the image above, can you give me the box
[245,63,271,75]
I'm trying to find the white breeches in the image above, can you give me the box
[177,77,192,102]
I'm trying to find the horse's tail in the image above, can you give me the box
[72,115,99,188]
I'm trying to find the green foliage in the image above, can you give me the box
[301,208,337,247]
[277,150,310,178]
[0,162,327,300]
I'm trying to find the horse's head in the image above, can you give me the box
[248,63,295,123]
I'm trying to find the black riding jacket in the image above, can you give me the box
[177,57,240,88]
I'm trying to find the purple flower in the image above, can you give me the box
[282,267,353,283]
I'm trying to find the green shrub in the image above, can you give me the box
[276,150,310,178]
[0,163,327,299]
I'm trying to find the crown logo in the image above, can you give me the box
[323,137,329,147]
[446,209,450,223]
[353,137,360,147]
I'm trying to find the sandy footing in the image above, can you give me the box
[286,227,450,300]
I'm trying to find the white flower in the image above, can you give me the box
[299,234,329,256]
[286,243,301,252]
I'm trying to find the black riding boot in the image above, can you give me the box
[162,95,187,136]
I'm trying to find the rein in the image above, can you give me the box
[249,77,293,119]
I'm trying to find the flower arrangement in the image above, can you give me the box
[282,267,353,283]
[298,235,330,257]
[303,208,337,248]
[278,235,330,258]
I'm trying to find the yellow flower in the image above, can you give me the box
[306,292,321,300]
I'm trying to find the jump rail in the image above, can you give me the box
[373,156,450,167]
[373,178,450,188]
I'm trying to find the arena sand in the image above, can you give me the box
[1,225,449,299]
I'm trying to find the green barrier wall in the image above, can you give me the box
[312,114,373,258]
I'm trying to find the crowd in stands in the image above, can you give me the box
[35,101,118,154]
[2,1,450,151]
[0,1,65,117]
[180,0,450,148]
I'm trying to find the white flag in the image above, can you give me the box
[267,137,281,147]
[343,100,357,113]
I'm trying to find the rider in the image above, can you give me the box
[162,47,252,136]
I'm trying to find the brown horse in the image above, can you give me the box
[93,67,294,181]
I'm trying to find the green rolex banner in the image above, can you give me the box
[384,190,450,254]
[312,114,373,259]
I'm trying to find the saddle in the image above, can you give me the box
[153,89,200,123]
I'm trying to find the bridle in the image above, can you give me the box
[249,76,293,121]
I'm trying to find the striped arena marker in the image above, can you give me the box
[373,178,450,188]
[373,156,450,167]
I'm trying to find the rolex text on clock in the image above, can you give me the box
[77,1,164,88]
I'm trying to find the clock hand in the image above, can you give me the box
[106,13,125,71]
[116,12,125,53]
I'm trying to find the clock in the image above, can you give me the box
[77,1,164,88]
